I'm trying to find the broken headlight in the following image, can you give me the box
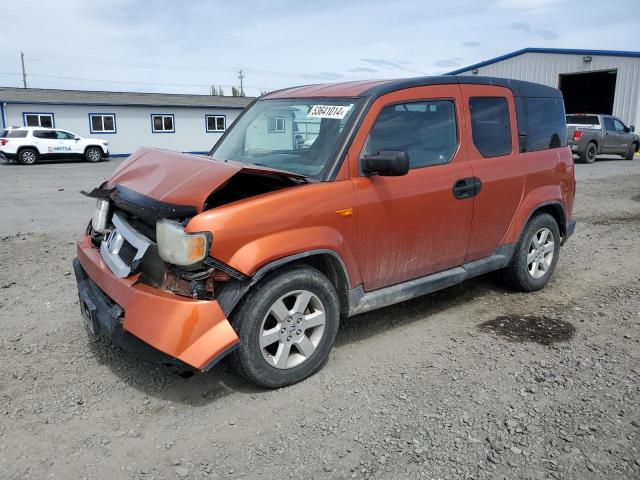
[156,219,211,267]
[91,199,110,233]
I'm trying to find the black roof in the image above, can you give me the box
[361,75,562,99]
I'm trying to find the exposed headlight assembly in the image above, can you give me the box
[156,219,211,266]
[91,199,110,233]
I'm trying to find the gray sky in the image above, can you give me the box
[1,0,638,97]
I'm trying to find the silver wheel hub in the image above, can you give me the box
[527,227,554,279]
[259,290,326,370]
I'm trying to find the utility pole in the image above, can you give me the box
[237,69,245,96]
[20,50,27,88]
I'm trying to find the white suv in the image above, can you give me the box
[0,127,110,165]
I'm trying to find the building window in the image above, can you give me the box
[89,113,117,134]
[268,116,285,133]
[23,113,54,128]
[151,114,175,133]
[469,97,512,157]
[206,115,226,132]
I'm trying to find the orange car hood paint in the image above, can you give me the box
[108,147,305,211]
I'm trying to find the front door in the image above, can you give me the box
[459,85,524,261]
[603,117,624,153]
[349,85,475,292]
[55,130,83,155]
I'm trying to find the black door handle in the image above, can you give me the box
[453,177,482,200]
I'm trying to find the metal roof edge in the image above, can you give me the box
[447,47,640,75]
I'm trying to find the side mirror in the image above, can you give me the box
[630,125,635,133]
[74,136,81,140]
[362,150,409,177]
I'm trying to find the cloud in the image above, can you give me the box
[361,58,414,71]
[462,41,481,47]
[511,21,559,40]
[349,67,378,73]
[434,57,463,68]
[492,0,559,11]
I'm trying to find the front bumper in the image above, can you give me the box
[74,235,239,370]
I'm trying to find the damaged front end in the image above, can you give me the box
[75,148,306,370]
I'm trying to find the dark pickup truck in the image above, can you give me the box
[566,114,639,163]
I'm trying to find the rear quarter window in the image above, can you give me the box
[519,97,567,151]
[7,130,28,138]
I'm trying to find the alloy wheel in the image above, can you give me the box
[259,290,326,369]
[527,227,554,279]
[21,151,36,164]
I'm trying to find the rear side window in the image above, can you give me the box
[520,97,566,151]
[603,117,615,131]
[7,130,28,138]
[364,100,458,169]
[33,130,56,139]
[469,97,512,157]
[566,115,599,126]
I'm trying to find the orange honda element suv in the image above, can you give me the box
[74,76,576,387]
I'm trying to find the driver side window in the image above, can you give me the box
[362,100,458,169]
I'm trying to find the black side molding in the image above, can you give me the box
[347,244,516,316]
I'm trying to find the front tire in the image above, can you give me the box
[229,265,340,388]
[18,148,39,165]
[85,147,103,162]
[503,213,561,292]
[579,142,597,164]
[624,142,637,160]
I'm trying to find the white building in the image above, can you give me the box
[0,88,253,156]
[449,48,640,129]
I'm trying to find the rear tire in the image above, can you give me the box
[624,142,637,160]
[18,148,39,165]
[579,142,597,164]
[503,213,561,292]
[85,147,103,162]
[229,265,340,388]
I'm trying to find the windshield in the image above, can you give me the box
[210,98,361,178]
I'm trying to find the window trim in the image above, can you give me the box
[468,96,513,158]
[23,112,55,128]
[205,114,226,133]
[359,97,460,172]
[268,116,286,133]
[150,113,175,133]
[88,113,117,134]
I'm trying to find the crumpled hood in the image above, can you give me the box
[108,147,304,211]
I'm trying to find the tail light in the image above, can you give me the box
[573,130,583,141]
[0,139,8,146]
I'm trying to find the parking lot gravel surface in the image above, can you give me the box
[1,155,639,479]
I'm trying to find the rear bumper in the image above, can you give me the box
[74,235,239,370]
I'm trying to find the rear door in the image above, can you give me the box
[349,85,475,291]
[603,117,623,153]
[459,85,524,261]
[32,129,58,155]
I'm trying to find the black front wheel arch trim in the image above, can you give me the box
[215,249,352,317]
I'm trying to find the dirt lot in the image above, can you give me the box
[1,155,639,480]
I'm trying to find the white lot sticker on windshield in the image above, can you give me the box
[307,105,351,119]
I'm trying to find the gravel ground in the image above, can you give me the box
[1,155,639,479]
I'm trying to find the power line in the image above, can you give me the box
[0,71,276,91]
[26,54,348,81]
